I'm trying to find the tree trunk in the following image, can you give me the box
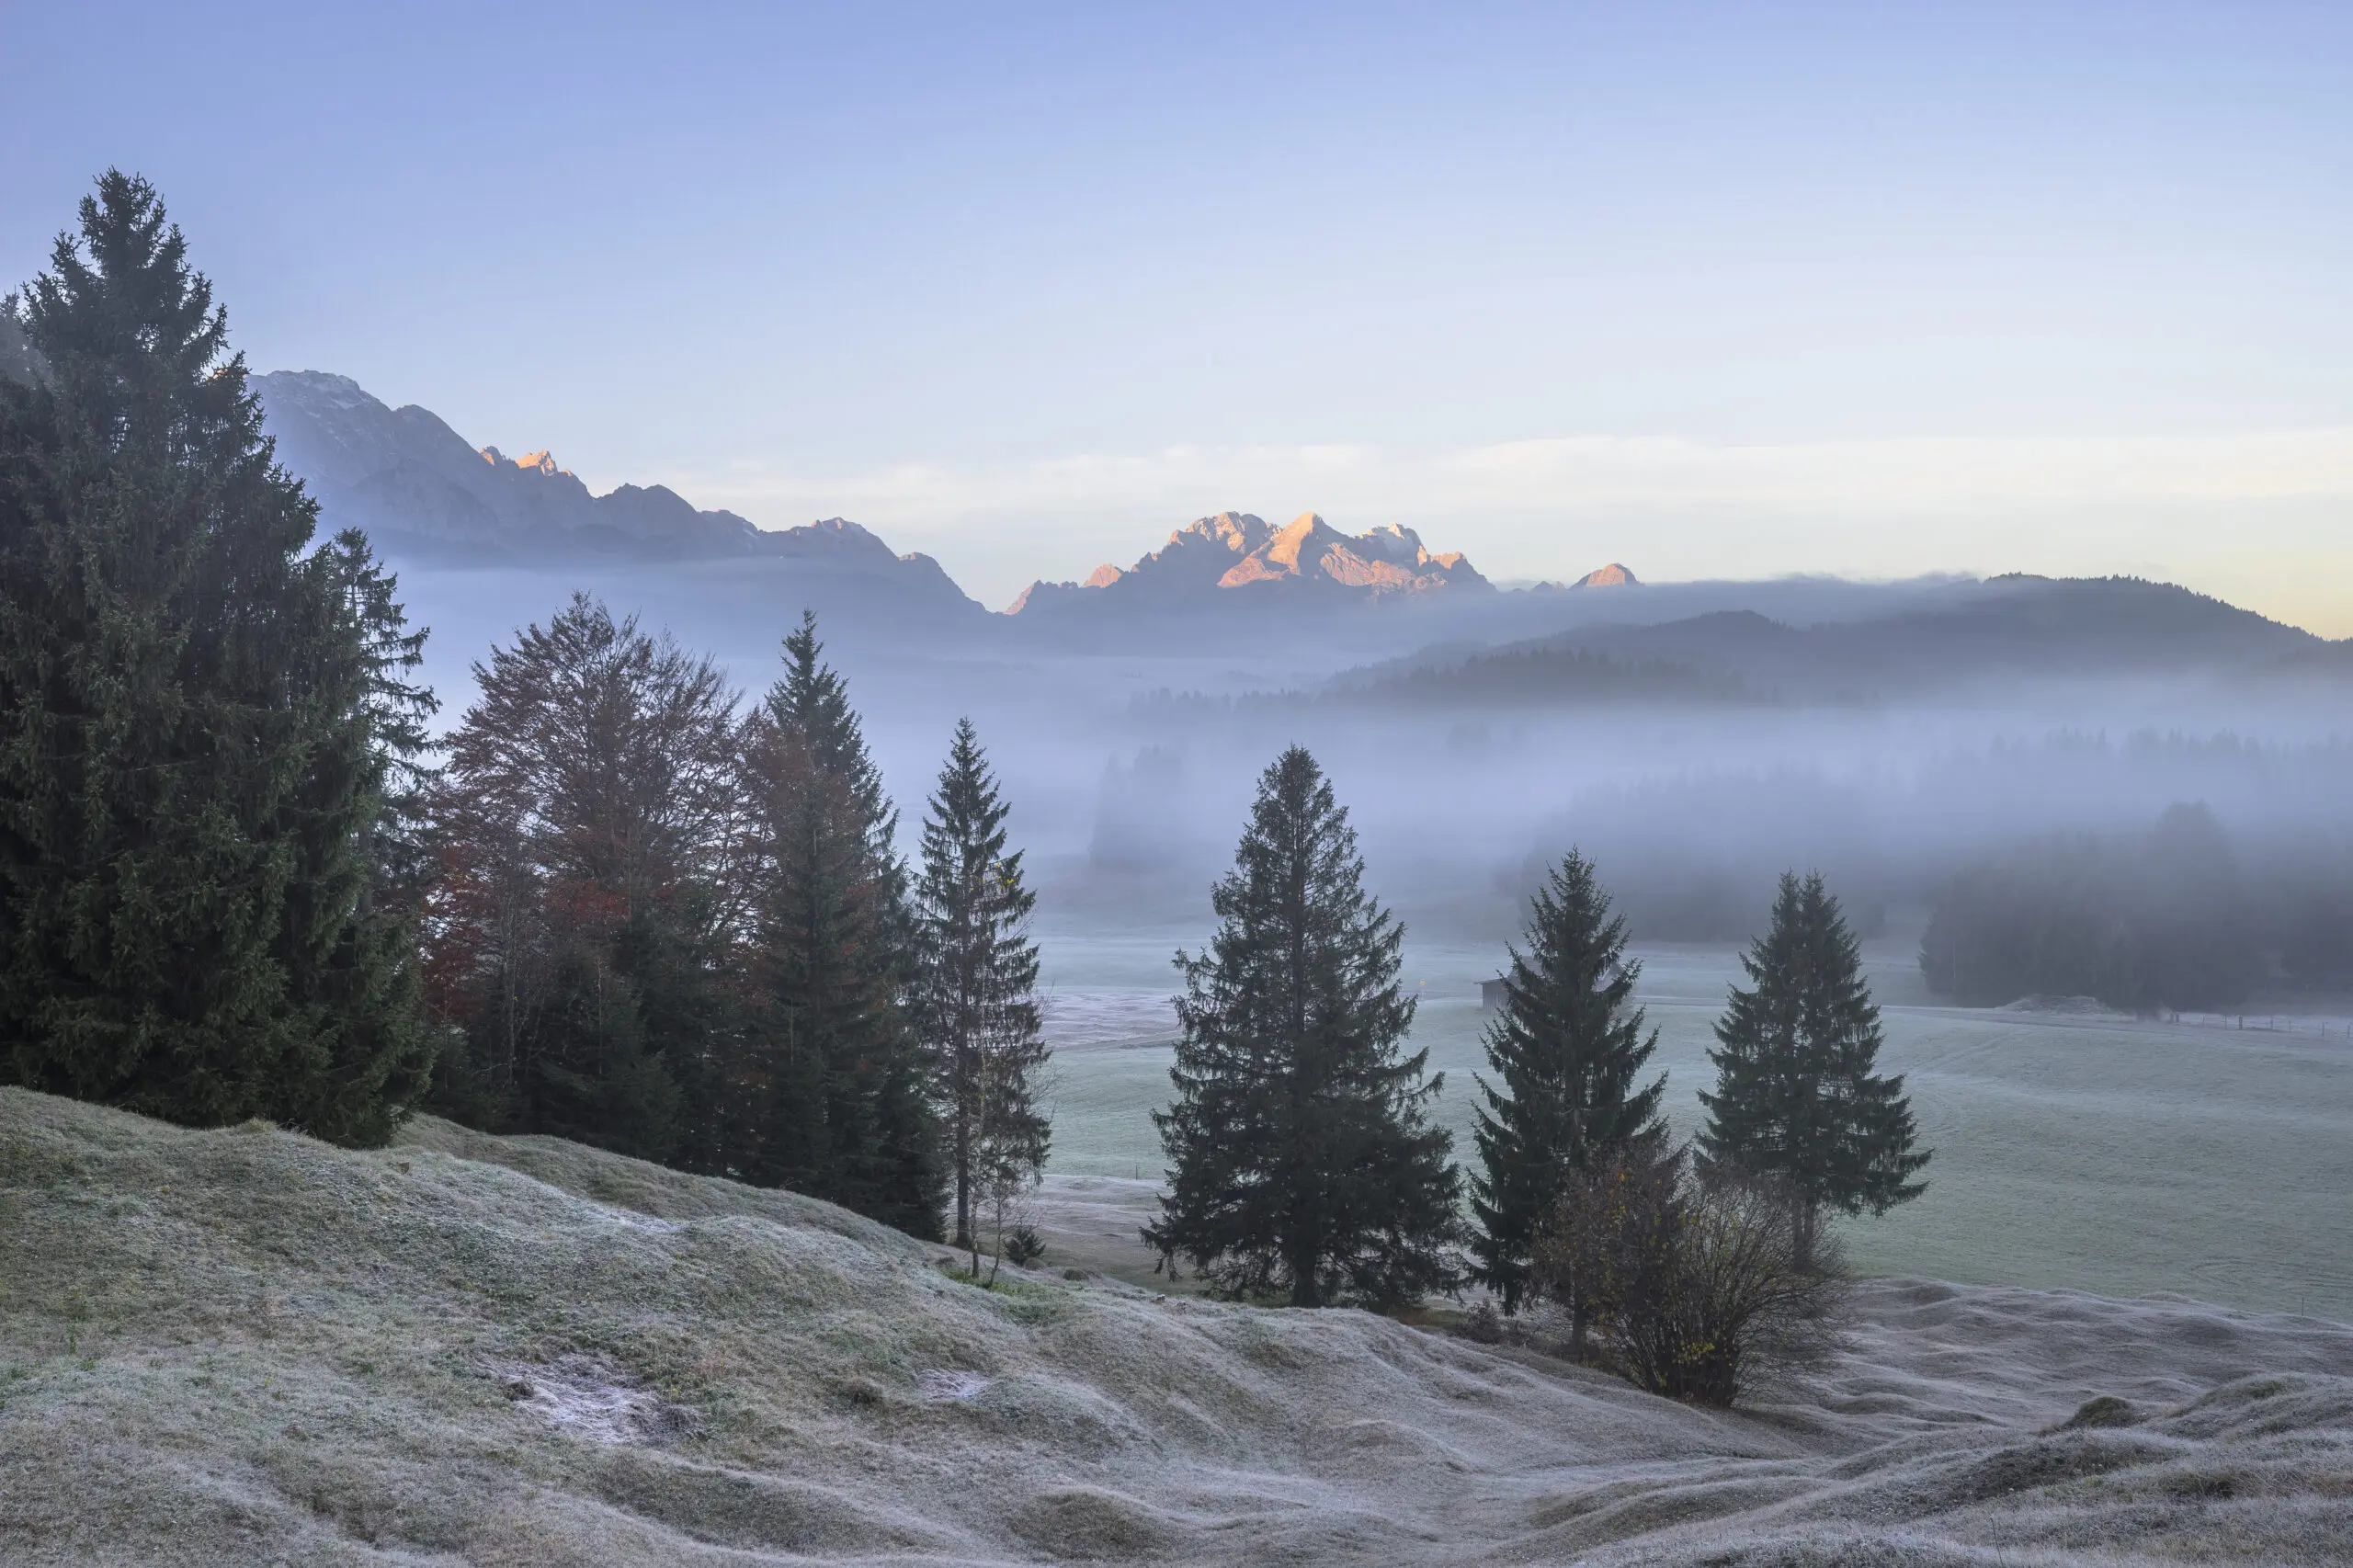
[1791,1196,1820,1274]
[952,1004,973,1250]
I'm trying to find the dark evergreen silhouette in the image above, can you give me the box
[1699,872,1929,1265]
[283,529,442,1142]
[915,718,1051,1258]
[744,613,943,1238]
[1470,849,1668,1312]
[0,298,40,386]
[0,172,432,1143]
[1145,746,1460,1307]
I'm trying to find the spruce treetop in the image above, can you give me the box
[916,717,1040,1017]
[770,612,892,814]
[27,172,262,472]
[923,721,1017,874]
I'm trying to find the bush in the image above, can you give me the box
[1463,1299,1506,1345]
[1001,1224,1047,1268]
[1534,1148,1842,1406]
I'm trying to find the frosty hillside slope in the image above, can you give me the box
[1,1086,2348,1566]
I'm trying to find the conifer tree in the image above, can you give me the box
[915,719,1051,1256]
[743,613,943,1238]
[1699,871,1930,1266]
[0,171,433,1142]
[1146,746,1460,1307]
[1470,849,1667,1312]
[275,529,442,1144]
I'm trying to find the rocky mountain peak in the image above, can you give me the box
[1217,512,1484,595]
[1182,511,1273,554]
[767,517,899,564]
[477,446,568,478]
[1006,508,1489,617]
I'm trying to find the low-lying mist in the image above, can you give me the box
[390,558,2353,1006]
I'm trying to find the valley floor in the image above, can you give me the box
[1033,924,2353,1323]
[3,1087,2348,1567]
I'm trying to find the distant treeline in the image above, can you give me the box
[1128,646,1753,722]
[1918,802,2353,1010]
[1516,771,1892,944]
[1334,646,1756,708]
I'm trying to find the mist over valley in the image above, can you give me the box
[258,367,2353,963]
[241,366,2353,1329]
[10,20,2353,1551]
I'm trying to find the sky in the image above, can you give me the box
[5,1,2351,627]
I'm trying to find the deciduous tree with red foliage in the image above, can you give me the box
[426,594,747,1162]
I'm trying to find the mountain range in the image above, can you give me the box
[1332,574,2340,704]
[252,372,1579,620]
[253,371,967,601]
[245,369,2347,685]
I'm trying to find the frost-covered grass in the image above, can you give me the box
[1037,926,2353,1321]
[3,1085,2350,1564]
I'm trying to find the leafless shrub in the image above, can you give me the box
[1533,1141,1683,1363]
[973,1161,1043,1284]
[1534,1147,1844,1406]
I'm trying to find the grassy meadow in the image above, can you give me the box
[1035,918,2353,1322]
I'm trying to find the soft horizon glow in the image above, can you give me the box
[665,426,2353,631]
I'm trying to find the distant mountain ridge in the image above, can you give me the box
[1330,574,2336,706]
[1008,510,1492,617]
[246,371,2343,676]
[252,371,967,605]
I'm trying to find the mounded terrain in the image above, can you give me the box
[4,1086,2350,1566]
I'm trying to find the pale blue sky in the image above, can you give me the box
[6,3,2350,624]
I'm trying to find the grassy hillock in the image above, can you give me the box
[3,1085,2349,1565]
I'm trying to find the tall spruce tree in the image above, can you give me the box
[1145,746,1460,1308]
[1470,849,1668,1312]
[744,613,944,1238]
[915,718,1051,1256]
[0,172,433,1142]
[276,528,441,1143]
[1699,871,1929,1266]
